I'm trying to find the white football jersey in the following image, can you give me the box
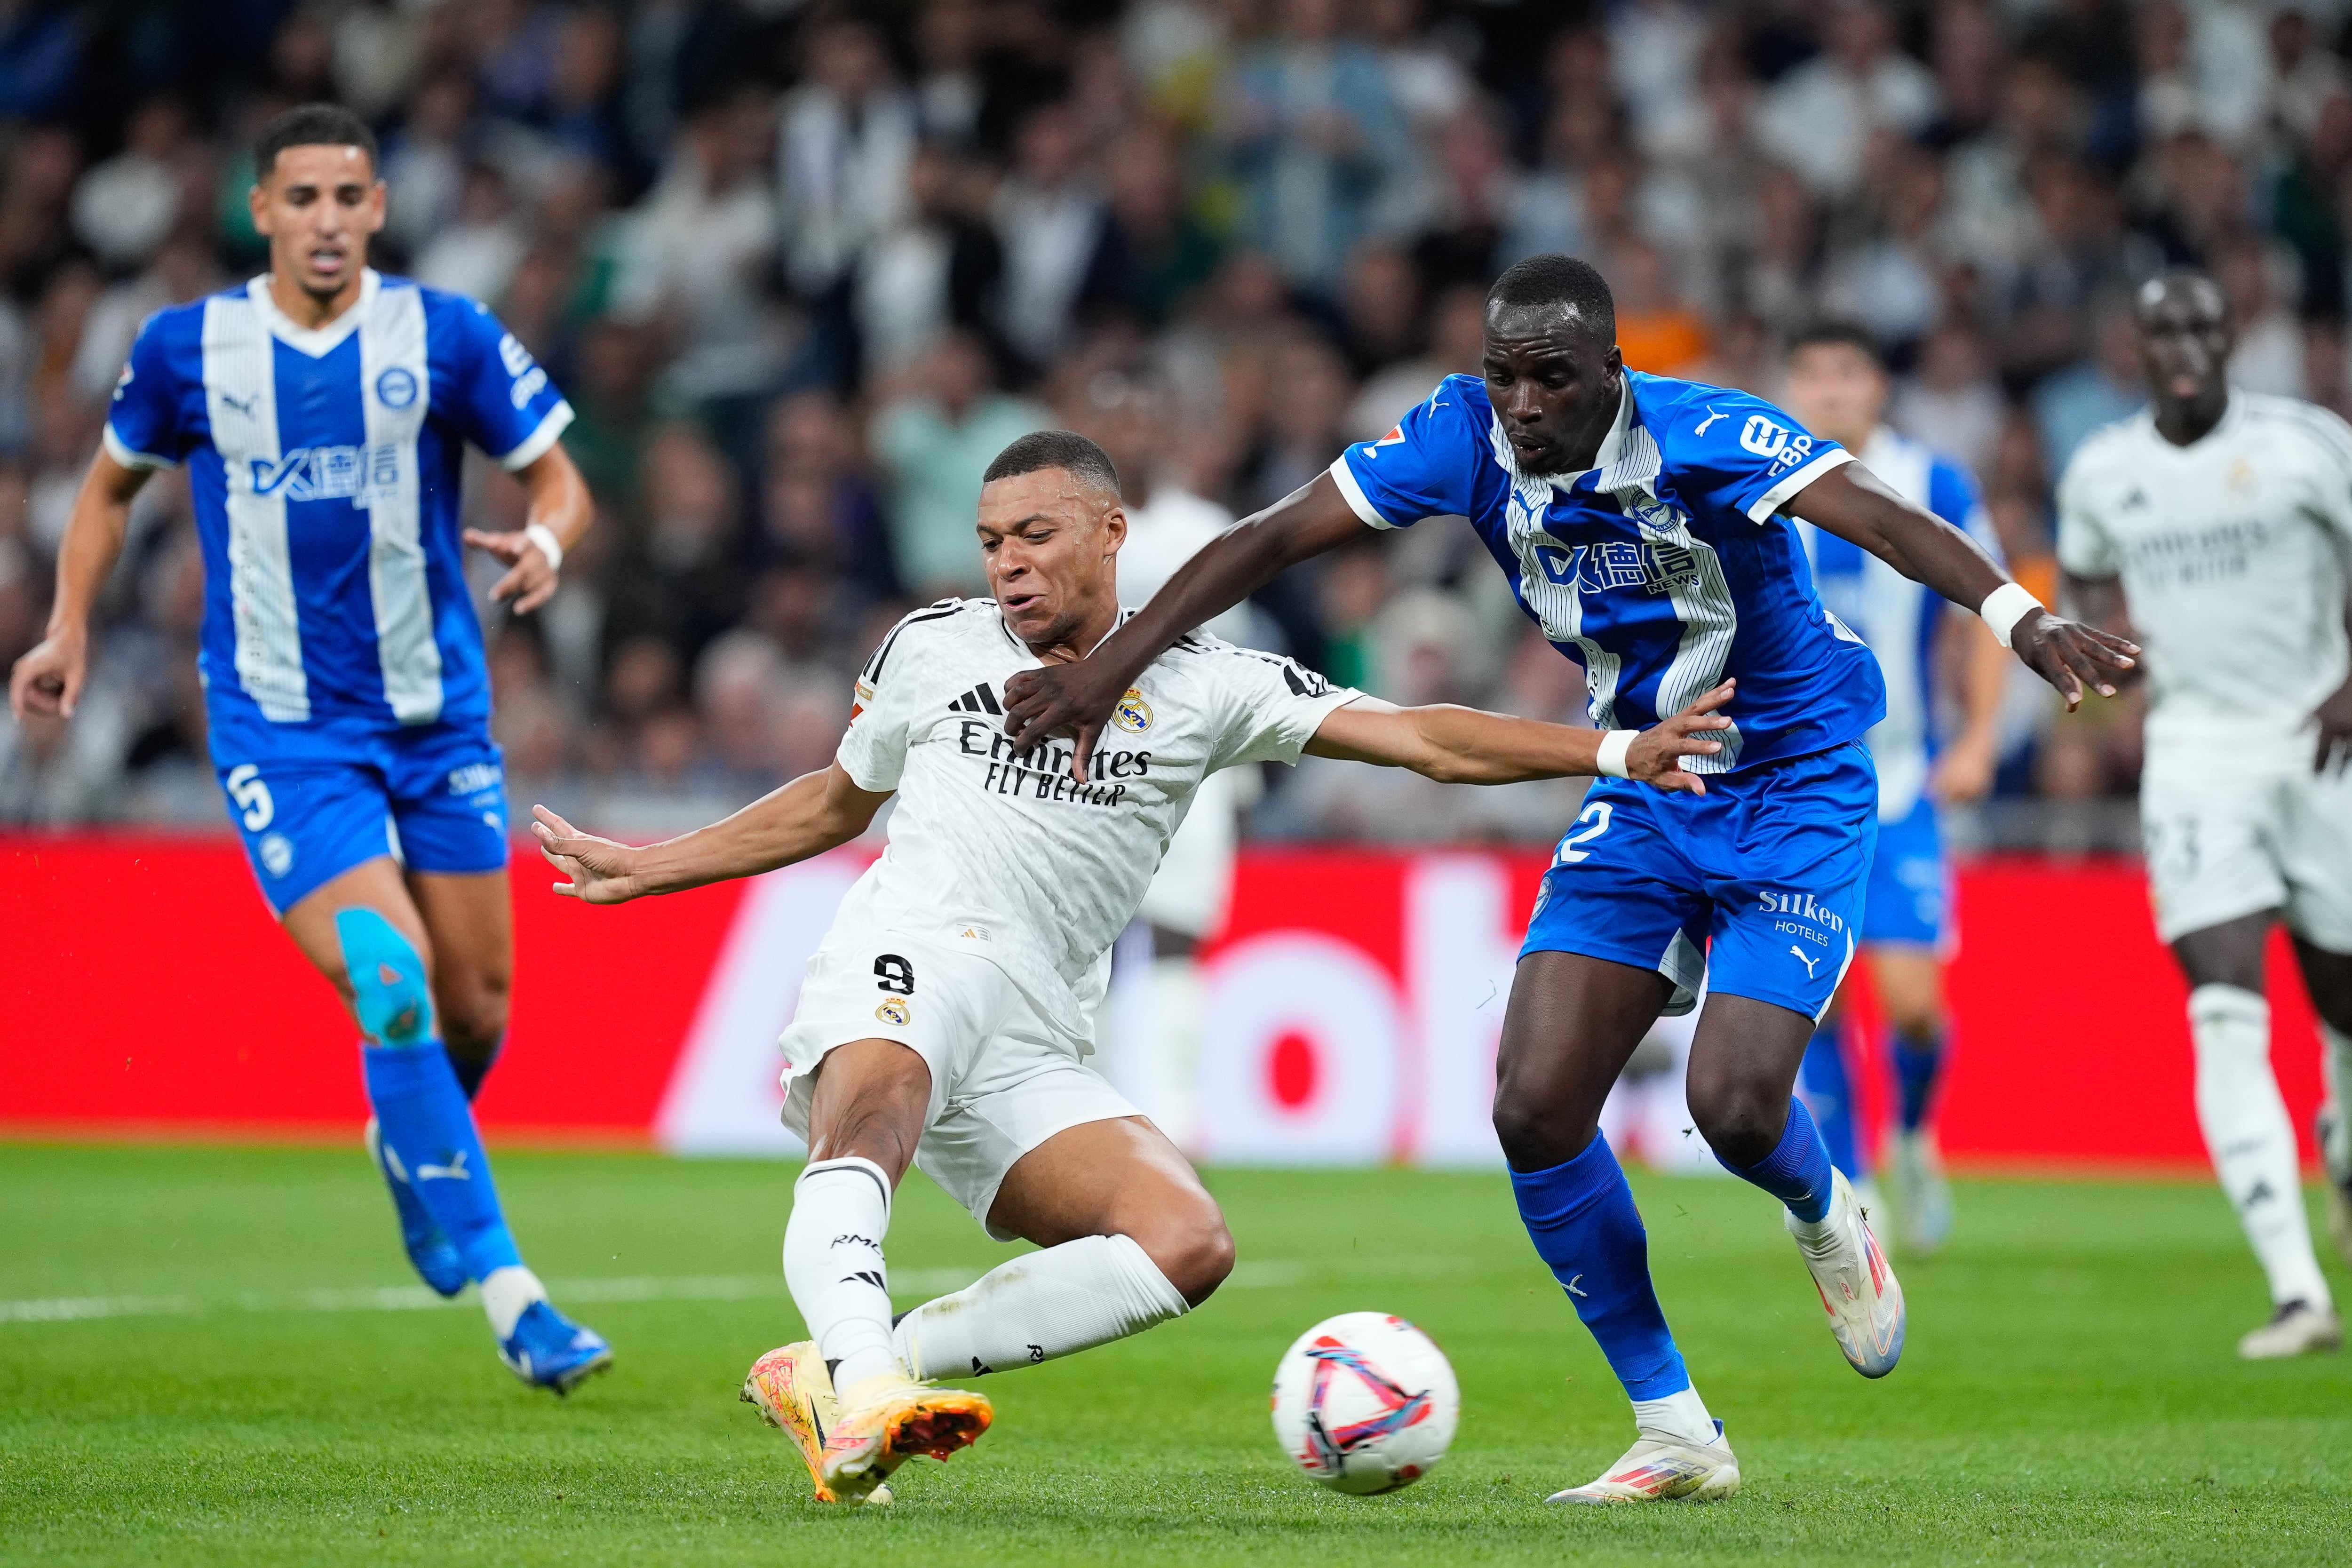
[2056,393,2352,742]
[832,599,1358,1038]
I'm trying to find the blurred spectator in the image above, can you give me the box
[1082,124,1221,330]
[778,17,916,302]
[69,96,188,271]
[871,330,1048,597]
[1611,242,1709,375]
[1757,3,1939,201]
[857,138,1004,374]
[1893,322,2004,483]
[1349,281,1484,441]
[414,164,528,303]
[1222,0,1404,293]
[993,101,1107,369]
[2033,298,2146,476]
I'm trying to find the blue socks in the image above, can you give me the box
[1510,1135,1691,1400]
[1718,1096,1835,1223]
[1797,1022,1864,1178]
[339,910,523,1283]
[1893,1026,1946,1132]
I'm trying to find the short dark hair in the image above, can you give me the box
[1788,320,1884,367]
[254,103,379,180]
[1486,254,1615,341]
[982,429,1120,496]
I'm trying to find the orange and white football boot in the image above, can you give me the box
[1790,1167,1907,1377]
[1547,1420,1741,1504]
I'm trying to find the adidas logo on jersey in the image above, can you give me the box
[948,683,1002,716]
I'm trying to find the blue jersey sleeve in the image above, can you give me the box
[102,311,184,471]
[1926,456,2002,564]
[1654,382,1852,523]
[1329,376,1485,528]
[439,294,574,470]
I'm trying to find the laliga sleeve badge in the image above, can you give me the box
[1112,688,1152,733]
[875,997,911,1027]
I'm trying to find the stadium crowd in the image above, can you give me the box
[0,0,2340,837]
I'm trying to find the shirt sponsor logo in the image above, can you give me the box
[1112,688,1152,732]
[446,763,502,796]
[1755,888,1848,948]
[954,721,1149,806]
[375,366,419,409]
[248,443,402,504]
[1739,414,1817,476]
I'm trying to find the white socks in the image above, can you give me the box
[892,1233,1190,1381]
[1145,957,1206,1153]
[479,1264,547,1338]
[783,1156,900,1391]
[2188,986,2331,1310]
[1631,1384,1718,1447]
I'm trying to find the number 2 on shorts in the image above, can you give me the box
[1555,800,1613,865]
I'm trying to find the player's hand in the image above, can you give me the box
[465,527,560,614]
[1626,680,1737,796]
[2010,611,2137,712]
[2312,678,2352,775]
[532,805,643,903]
[1929,728,1998,804]
[1001,657,1123,781]
[8,624,87,720]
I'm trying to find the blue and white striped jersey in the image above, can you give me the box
[103,270,572,752]
[1330,371,1884,772]
[1796,428,1996,821]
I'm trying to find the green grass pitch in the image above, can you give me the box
[3,1144,2347,1565]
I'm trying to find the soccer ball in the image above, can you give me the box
[1270,1311,1459,1494]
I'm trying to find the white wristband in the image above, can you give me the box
[1979,581,2042,649]
[1596,729,1636,779]
[524,522,564,573]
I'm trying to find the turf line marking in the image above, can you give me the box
[0,1256,1491,1327]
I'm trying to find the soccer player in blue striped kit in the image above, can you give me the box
[9,106,609,1392]
[1001,255,2138,1500]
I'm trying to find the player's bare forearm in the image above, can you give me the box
[1001,473,1368,770]
[1797,466,2137,709]
[1931,615,2009,803]
[532,765,889,904]
[1303,681,1736,794]
[2313,586,2352,774]
[8,451,148,720]
[464,444,591,614]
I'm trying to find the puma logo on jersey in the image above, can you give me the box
[947,682,1002,715]
[1789,946,1823,979]
[218,390,256,418]
[1694,406,1727,436]
[415,1151,470,1182]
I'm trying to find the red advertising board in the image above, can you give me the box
[0,836,2325,1171]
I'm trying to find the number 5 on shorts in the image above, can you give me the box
[874,954,915,995]
[225,764,274,831]
[1555,800,1613,865]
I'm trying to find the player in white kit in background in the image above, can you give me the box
[1783,324,2012,1252]
[532,430,1734,1503]
[2058,271,2352,1359]
[1079,365,1254,1151]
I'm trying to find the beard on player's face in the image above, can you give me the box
[257,148,381,304]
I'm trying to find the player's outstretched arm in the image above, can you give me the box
[462,443,592,615]
[531,764,890,904]
[1001,472,1369,777]
[8,449,150,721]
[1790,463,2138,711]
[1303,680,1737,795]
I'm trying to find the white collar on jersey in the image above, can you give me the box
[245,268,381,358]
[2135,391,2244,451]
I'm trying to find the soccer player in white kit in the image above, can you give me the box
[532,430,1734,1502]
[2058,271,2352,1359]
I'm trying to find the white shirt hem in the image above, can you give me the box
[500,402,575,471]
[1327,456,1395,528]
[1748,448,1854,521]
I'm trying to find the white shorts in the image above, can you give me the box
[2140,736,2352,948]
[1136,766,1239,938]
[778,929,1139,1239]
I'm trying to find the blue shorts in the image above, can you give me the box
[1523,741,1878,1021]
[211,722,510,916]
[1861,793,1952,953]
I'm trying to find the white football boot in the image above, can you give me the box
[1788,1168,1906,1377]
[1547,1420,1740,1504]
[1890,1129,1953,1255]
[2237,1301,2343,1360]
